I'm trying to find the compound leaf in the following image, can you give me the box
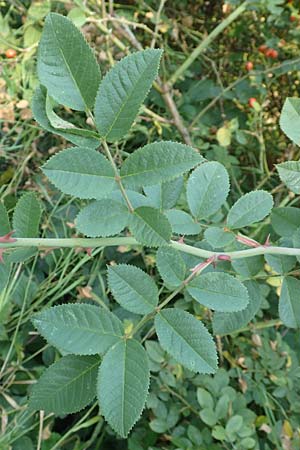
[32,304,124,355]
[279,276,300,328]
[76,199,130,237]
[98,339,150,437]
[276,161,300,194]
[107,264,158,314]
[187,272,249,312]
[129,206,171,247]
[155,308,218,374]
[94,49,162,142]
[121,142,203,189]
[29,355,100,414]
[42,147,116,199]
[187,161,230,219]
[38,13,101,111]
[227,190,273,229]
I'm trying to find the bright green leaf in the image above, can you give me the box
[279,276,300,328]
[37,13,101,110]
[187,272,249,312]
[129,206,172,247]
[227,190,273,229]
[76,199,130,237]
[29,355,100,414]
[187,162,230,219]
[32,304,124,355]
[94,49,162,142]
[42,147,116,199]
[108,264,158,314]
[98,339,150,437]
[121,142,202,189]
[155,308,218,374]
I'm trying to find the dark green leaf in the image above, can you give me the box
[38,13,101,110]
[32,304,124,355]
[155,308,218,373]
[129,206,172,247]
[94,49,162,141]
[29,355,100,414]
[98,339,150,437]
[42,147,116,199]
[108,264,158,314]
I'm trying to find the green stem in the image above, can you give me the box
[168,1,248,86]
[2,238,300,259]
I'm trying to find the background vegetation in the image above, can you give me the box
[1,0,300,449]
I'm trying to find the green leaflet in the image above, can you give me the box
[227,190,273,229]
[293,227,300,262]
[13,192,42,237]
[32,304,124,355]
[121,142,203,189]
[129,206,172,247]
[156,247,187,287]
[98,339,150,437]
[76,199,130,237]
[212,280,264,335]
[155,308,218,374]
[0,264,10,292]
[37,13,101,111]
[29,355,100,414]
[32,86,99,148]
[165,210,201,235]
[271,207,300,237]
[45,93,99,138]
[266,253,297,274]
[0,203,10,235]
[94,49,162,142]
[144,177,184,210]
[276,161,300,194]
[186,161,230,219]
[107,190,153,209]
[42,147,116,199]
[204,227,235,249]
[231,254,264,277]
[279,276,300,328]
[11,192,42,262]
[279,97,300,145]
[187,272,249,312]
[107,264,159,314]
[9,192,42,263]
